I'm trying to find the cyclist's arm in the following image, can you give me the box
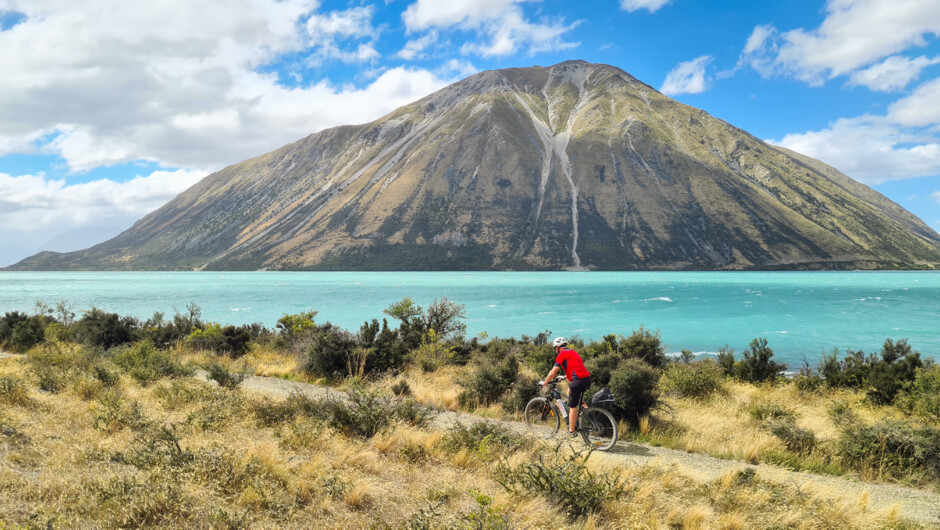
[542,366,560,386]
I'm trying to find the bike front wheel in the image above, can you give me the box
[524,397,561,439]
[579,407,618,451]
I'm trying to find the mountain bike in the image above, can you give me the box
[524,375,618,451]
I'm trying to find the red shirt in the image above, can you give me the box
[555,348,590,381]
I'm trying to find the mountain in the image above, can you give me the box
[8,60,940,271]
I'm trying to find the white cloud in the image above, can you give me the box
[0,168,208,264]
[740,0,940,85]
[403,0,519,31]
[402,0,578,57]
[438,59,479,79]
[397,31,439,60]
[771,117,940,185]
[0,1,446,174]
[849,55,940,91]
[931,191,940,205]
[620,0,671,13]
[660,56,713,96]
[887,77,940,127]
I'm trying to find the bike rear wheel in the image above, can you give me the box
[524,397,561,439]
[579,407,618,451]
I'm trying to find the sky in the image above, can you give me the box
[1,0,940,267]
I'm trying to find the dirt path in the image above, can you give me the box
[204,370,940,526]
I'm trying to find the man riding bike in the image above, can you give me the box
[540,337,591,438]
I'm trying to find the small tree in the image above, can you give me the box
[736,337,786,383]
[618,326,668,369]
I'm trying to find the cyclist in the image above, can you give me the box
[540,337,591,438]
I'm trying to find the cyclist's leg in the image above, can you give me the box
[567,377,591,433]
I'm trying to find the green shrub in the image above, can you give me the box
[660,360,724,399]
[442,420,532,453]
[735,337,786,383]
[520,343,554,375]
[94,391,149,433]
[503,373,540,413]
[896,365,940,423]
[0,311,46,352]
[113,340,191,386]
[817,339,924,406]
[866,339,923,405]
[837,420,940,482]
[0,375,30,406]
[206,361,246,390]
[318,388,432,438]
[442,421,530,455]
[0,312,45,352]
[457,355,519,409]
[618,326,668,369]
[748,401,797,423]
[716,345,735,376]
[766,421,816,454]
[186,324,252,358]
[251,392,318,427]
[608,358,660,424]
[73,308,136,349]
[391,378,411,396]
[584,353,621,388]
[93,365,120,387]
[32,365,69,393]
[302,324,356,379]
[494,446,626,519]
[357,318,406,373]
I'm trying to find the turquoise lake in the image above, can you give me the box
[1,271,937,366]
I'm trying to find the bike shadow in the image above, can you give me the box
[606,442,653,457]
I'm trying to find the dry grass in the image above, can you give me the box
[1,350,929,529]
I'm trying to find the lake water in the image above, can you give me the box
[1,271,937,366]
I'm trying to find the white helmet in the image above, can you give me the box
[551,336,568,348]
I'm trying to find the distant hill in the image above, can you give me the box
[8,60,940,271]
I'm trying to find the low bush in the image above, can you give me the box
[391,378,411,396]
[0,311,45,352]
[94,392,149,433]
[735,338,786,383]
[0,375,30,406]
[494,445,626,519]
[457,355,519,409]
[895,365,940,423]
[302,324,356,379]
[766,421,816,454]
[660,360,724,399]
[251,392,318,427]
[837,419,940,483]
[93,365,120,387]
[186,324,252,358]
[817,339,925,406]
[113,340,191,386]
[618,326,668,369]
[503,372,540,413]
[206,361,246,390]
[608,358,660,424]
[318,388,432,438]
[73,308,137,349]
[32,365,69,393]
[442,421,530,455]
[748,401,797,423]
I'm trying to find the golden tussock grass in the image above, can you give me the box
[1,351,931,529]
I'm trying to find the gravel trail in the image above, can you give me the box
[3,352,938,526]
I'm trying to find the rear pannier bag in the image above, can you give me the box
[590,387,615,407]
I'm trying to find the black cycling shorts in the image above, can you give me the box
[568,376,591,408]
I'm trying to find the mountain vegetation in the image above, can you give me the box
[8,61,940,271]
